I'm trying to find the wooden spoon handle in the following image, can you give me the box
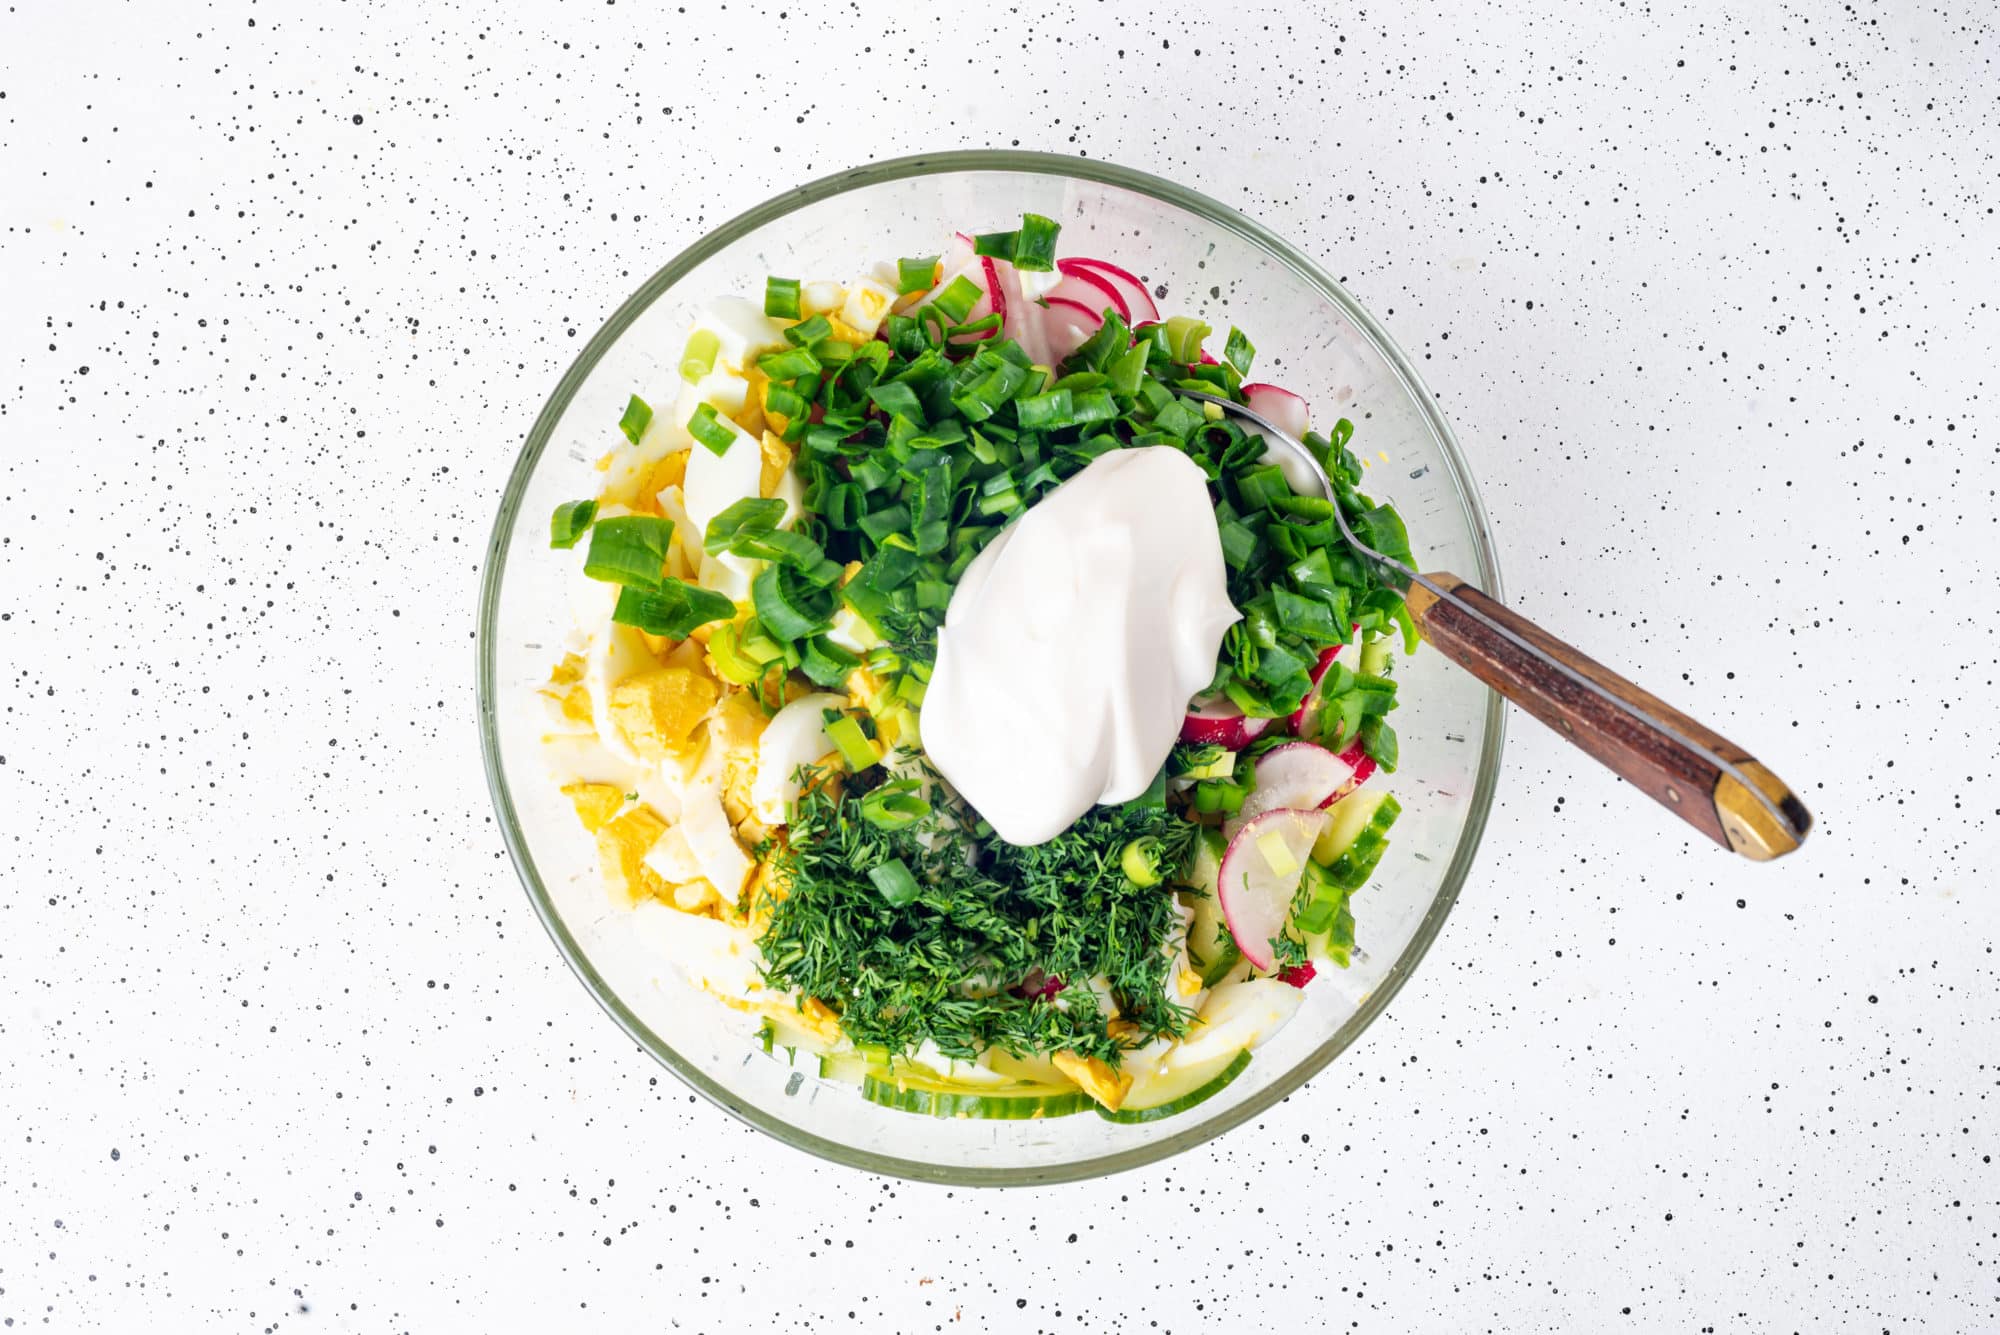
[1407,573,1811,860]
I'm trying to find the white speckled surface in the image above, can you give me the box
[4,0,1995,1328]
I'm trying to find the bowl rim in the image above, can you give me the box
[477,149,1506,1187]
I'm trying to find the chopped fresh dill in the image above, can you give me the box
[756,769,1199,1066]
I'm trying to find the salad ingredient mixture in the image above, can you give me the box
[537,214,1415,1122]
[923,446,1240,844]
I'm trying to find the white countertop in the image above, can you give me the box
[3,0,1994,1328]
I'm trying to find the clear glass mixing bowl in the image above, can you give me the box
[478,151,1505,1185]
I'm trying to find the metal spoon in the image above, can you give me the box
[1185,390,1812,861]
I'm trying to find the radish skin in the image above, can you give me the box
[1180,696,1275,749]
[1065,257,1160,324]
[1224,741,1355,843]
[1242,383,1310,439]
[1217,808,1329,971]
[1052,260,1129,320]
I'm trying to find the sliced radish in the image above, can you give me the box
[1224,741,1356,843]
[1242,383,1310,439]
[990,257,1058,366]
[1285,644,1346,736]
[1180,695,1276,749]
[943,230,976,272]
[1324,736,1378,805]
[1065,257,1160,324]
[1217,808,1330,971]
[1052,259,1129,321]
[1040,295,1103,361]
[1197,349,1220,366]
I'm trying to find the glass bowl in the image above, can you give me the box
[477,150,1505,1185]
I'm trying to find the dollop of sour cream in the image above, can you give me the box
[922,447,1241,845]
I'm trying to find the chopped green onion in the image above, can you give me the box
[703,496,788,556]
[799,635,860,688]
[1163,315,1211,364]
[764,383,808,421]
[1120,836,1167,887]
[581,515,675,588]
[549,499,598,550]
[1359,716,1399,771]
[705,622,764,686]
[826,714,882,771]
[680,330,720,383]
[687,403,738,457]
[757,347,821,380]
[868,857,920,907]
[752,564,833,641]
[931,274,982,324]
[1011,213,1060,271]
[618,394,653,445]
[866,381,926,424]
[859,779,932,832]
[784,314,832,347]
[764,276,802,320]
[610,580,735,639]
[1015,388,1071,430]
[896,255,940,294]
[1223,326,1255,377]
[971,230,1018,261]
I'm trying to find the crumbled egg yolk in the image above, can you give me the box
[561,782,627,833]
[608,667,718,762]
[595,805,672,905]
[646,449,689,497]
[1051,1052,1134,1112]
[758,432,794,500]
[1176,967,1205,999]
[542,653,594,727]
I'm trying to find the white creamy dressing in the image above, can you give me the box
[922,447,1240,845]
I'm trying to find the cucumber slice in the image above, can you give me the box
[986,1047,1071,1086]
[1181,828,1241,985]
[1100,1049,1252,1124]
[860,1072,1089,1119]
[816,1052,872,1084]
[1314,789,1395,865]
[1322,793,1401,891]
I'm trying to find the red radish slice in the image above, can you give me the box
[1065,257,1160,323]
[943,230,975,272]
[1277,962,1317,988]
[1324,737,1378,805]
[1225,741,1356,842]
[1218,808,1330,971]
[1198,349,1220,366]
[1180,695,1276,749]
[1040,296,1103,361]
[1053,259,1129,321]
[1242,383,1310,438]
[991,258,1059,367]
[980,255,1008,327]
[1285,644,1346,735]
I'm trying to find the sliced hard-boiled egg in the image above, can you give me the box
[697,297,787,372]
[839,275,899,338]
[750,691,847,825]
[629,901,763,1001]
[583,622,657,765]
[671,367,751,432]
[800,280,846,317]
[682,417,765,536]
[823,604,882,656]
[677,782,754,906]
[696,550,755,603]
[641,822,705,884]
